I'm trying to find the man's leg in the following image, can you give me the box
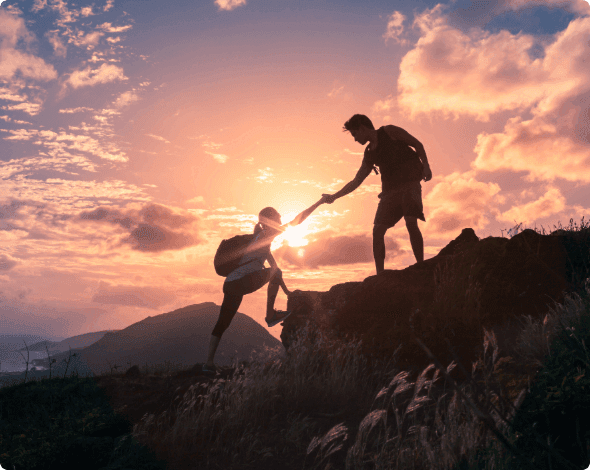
[405,216,424,263]
[373,224,389,274]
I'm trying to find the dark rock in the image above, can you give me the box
[282,227,590,370]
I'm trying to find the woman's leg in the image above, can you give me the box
[206,291,242,367]
[266,268,284,320]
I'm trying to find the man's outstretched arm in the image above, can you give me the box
[322,163,372,204]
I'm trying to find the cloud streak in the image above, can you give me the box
[79,203,202,252]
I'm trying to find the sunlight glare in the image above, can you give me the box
[271,211,312,250]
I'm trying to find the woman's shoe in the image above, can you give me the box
[266,310,293,327]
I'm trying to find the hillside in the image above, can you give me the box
[29,302,282,376]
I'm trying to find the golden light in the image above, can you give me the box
[271,211,313,250]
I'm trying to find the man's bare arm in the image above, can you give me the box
[322,163,372,203]
[384,126,432,181]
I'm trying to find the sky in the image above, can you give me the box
[0,0,589,343]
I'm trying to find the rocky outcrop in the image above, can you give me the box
[282,227,590,370]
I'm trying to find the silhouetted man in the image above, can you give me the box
[322,114,432,274]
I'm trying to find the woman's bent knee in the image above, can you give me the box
[270,268,283,282]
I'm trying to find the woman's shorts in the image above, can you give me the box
[223,268,274,297]
[374,180,425,228]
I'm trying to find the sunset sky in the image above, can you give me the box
[1,0,590,342]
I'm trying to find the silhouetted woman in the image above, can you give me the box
[204,199,324,373]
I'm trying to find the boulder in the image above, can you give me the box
[282,227,590,370]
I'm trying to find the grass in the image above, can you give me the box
[1,219,589,470]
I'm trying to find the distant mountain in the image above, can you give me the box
[21,330,118,353]
[0,335,58,354]
[30,302,282,376]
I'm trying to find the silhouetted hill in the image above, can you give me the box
[21,330,118,353]
[30,302,281,376]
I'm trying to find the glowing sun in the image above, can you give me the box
[271,211,312,250]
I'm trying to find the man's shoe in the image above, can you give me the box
[266,310,293,327]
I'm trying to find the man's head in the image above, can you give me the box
[343,114,375,145]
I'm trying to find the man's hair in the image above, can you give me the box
[343,114,375,132]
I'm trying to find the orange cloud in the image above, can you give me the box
[472,18,590,182]
[423,172,505,236]
[79,203,202,253]
[0,10,57,81]
[497,187,567,224]
[98,23,133,33]
[0,254,18,271]
[67,30,104,49]
[398,8,545,121]
[215,0,247,11]
[383,11,407,45]
[63,63,128,90]
[45,30,67,57]
[274,230,402,268]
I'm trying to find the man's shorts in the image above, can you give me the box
[374,180,425,228]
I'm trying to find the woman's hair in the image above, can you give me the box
[343,114,375,132]
[254,207,281,234]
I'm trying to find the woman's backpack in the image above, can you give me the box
[214,234,255,276]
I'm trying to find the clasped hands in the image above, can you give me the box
[321,193,337,204]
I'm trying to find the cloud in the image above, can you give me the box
[45,30,67,57]
[471,17,590,182]
[92,281,176,309]
[398,6,547,121]
[255,167,273,182]
[423,172,505,235]
[328,84,344,98]
[98,23,133,33]
[0,254,17,271]
[146,133,170,144]
[59,107,94,113]
[1,102,42,115]
[68,30,104,49]
[113,90,139,108]
[215,0,247,11]
[186,195,205,206]
[63,63,127,90]
[274,231,402,268]
[206,151,228,163]
[202,140,222,149]
[104,0,115,12]
[31,0,48,12]
[0,10,58,81]
[497,187,567,224]
[79,203,202,252]
[3,128,128,162]
[447,0,590,29]
[383,11,407,45]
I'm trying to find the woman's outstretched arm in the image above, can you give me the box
[286,198,325,227]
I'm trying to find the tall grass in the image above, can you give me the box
[134,325,401,469]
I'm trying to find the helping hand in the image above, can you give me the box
[321,193,336,204]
